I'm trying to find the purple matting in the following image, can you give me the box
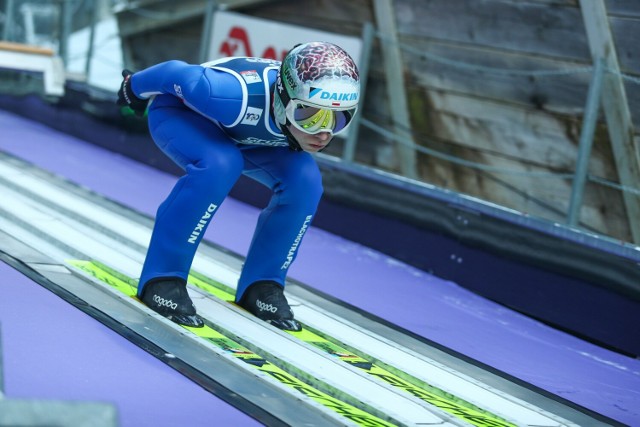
[1,109,639,425]
[0,262,259,427]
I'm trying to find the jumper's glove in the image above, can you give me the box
[117,69,148,116]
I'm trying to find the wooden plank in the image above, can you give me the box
[409,88,582,172]
[115,0,289,37]
[384,37,640,129]
[252,0,372,38]
[605,0,640,17]
[609,16,640,72]
[401,89,631,239]
[0,41,54,56]
[580,0,640,243]
[394,0,591,61]
[398,38,592,111]
[115,0,207,37]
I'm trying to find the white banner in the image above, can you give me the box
[208,11,362,66]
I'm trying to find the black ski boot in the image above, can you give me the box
[139,278,204,328]
[238,281,301,331]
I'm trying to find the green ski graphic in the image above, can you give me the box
[69,259,515,427]
[67,259,396,427]
[187,270,514,427]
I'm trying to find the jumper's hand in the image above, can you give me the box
[117,69,148,116]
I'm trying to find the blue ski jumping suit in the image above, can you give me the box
[129,57,323,301]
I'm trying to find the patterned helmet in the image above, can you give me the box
[274,42,360,137]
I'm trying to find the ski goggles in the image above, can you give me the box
[286,101,357,136]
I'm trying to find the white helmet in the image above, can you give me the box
[274,41,360,147]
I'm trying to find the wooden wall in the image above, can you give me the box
[120,0,640,242]
[387,0,639,241]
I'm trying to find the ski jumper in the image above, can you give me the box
[130,58,323,301]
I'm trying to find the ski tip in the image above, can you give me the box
[268,319,302,332]
[168,314,205,328]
